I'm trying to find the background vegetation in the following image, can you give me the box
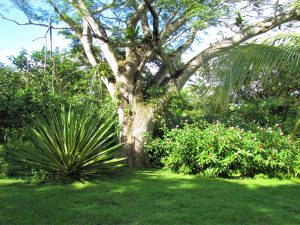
[0,1,299,224]
[0,49,120,180]
[0,42,300,180]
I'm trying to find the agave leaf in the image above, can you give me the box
[82,144,124,167]
[13,103,125,180]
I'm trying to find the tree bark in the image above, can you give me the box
[119,101,154,167]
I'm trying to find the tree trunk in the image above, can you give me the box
[119,101,155,167]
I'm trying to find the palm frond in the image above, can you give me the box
[262,33,300,50]
[291,119,300,140]
[210,33,300,108]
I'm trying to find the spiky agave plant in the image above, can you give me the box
[13,103,125,180]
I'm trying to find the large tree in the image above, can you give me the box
[2,0,300,166]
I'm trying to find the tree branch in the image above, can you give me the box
[143,0,159,43]
[0,12,67,29]
[230,8,300,44]
[73,0,119,75]
[92,0,118,14]
[137,50,153,74]
[157,50,176,75]
[171,28,197,57]
[49,0,117,95]
[160,12,190,44]
[81,18,115,98]
[49,0,82,33]
[163,6,182,30]
[166,7,300,91]
[140,13,151,37]
[147,65,168,88]
[147,28,197,88]
[128,0,153,29]
[81,19,97,66]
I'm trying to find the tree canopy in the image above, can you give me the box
[2,1,299,94]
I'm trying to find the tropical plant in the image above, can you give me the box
[11,103,124,180]
[209,33,300,107]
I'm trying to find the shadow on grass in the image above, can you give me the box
[0,169,299,225]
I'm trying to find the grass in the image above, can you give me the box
[0,169,300,225]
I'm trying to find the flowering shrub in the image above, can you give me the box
[146,123,300,177]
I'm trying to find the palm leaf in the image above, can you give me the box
[209,33,300,108]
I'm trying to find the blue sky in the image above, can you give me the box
[0,0,70,64]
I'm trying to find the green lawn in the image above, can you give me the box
[0,169,299,225]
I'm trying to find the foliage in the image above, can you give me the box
[208,98,300,135]
[151,90,196,137]
[26,168,48,182]
[0,49,119,178]
[2,1,300,169]
[146,123,300,177]
[208,34,300,107]
[0,144,8,176]
[6,48,101,99]
[10,103,124,181]
[152,87,299,138]
[0,49,114,144]
[2,137,50,180]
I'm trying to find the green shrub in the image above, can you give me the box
[210,98,300,135]
[9,103,124,181]
[146,123,300,177]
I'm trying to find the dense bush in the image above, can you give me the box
[146,123,300,177]
[151,89,299,141]
[7,103,124,181]
[213,98,300,135]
